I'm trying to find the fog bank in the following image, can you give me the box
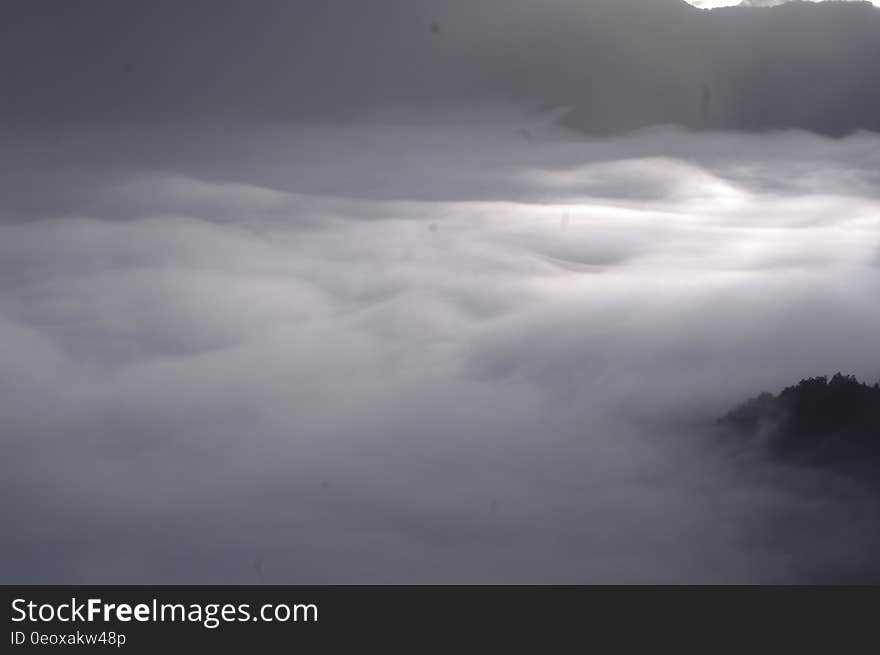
[2,118,879,582]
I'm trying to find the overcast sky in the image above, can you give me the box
[4,0,878,135]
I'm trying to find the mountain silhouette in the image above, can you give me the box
[720,374,880,475]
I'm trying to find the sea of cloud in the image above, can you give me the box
[2,117,879,582]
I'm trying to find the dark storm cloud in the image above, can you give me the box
[2,117,880,583]
[2,0,879,135]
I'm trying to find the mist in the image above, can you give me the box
[2,114,879,583]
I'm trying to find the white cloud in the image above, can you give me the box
[688,0,880,8]
[2,120,880,582]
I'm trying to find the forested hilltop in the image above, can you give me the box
[721,374,880,474]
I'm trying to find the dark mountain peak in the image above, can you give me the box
[720,374,880,472]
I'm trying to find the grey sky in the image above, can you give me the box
[2,0,879,134]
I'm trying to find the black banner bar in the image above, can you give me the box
[3,586,878,651]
